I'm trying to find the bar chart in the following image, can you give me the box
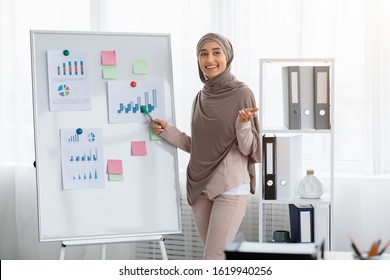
[69,148,98,162]
[117,89,157,114]
[56,60,85,76]
[108,80,166,124]
[69,168,99,182]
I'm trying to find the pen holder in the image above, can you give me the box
[353,253,382,260]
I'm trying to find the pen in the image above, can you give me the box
[378,241,390,255]
[349,236,362,258]
[140,106,160,126]
[320,239,325,260]
[368,239,381,257]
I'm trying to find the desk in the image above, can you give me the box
[324,251,390,260]
[225,241,390,260]
[225,241,317,260]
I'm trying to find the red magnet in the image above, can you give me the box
[130,81,137,87]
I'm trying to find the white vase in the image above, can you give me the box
[298,169,324,199]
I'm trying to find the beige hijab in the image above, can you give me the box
[186,33,261,205]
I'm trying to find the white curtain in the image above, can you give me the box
[1,0,390,259]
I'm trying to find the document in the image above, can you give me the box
[107,80,166,124]
[60,128,105,190]
[47,50,91,111]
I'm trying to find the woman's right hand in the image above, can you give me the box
[150,118,167,135]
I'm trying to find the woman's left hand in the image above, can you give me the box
[238,108,259,122]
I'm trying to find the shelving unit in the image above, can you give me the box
[259,58,335,250]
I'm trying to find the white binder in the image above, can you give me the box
[314,204,330,249]
[276,135,303,200]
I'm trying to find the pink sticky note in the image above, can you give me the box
[107,159,123,174]
[101,50,117,65]
[131,141,147,156]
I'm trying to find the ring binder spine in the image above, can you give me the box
[262,135,277,200]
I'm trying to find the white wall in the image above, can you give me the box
[333,176,390,251]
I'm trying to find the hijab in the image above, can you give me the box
[186,33,261,205]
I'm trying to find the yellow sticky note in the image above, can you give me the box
[102,66,117,79]
[133,59,148,74]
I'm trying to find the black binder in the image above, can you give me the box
[262,135,277,200]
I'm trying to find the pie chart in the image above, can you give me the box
[87,132,95,142]
[58,84,70,96]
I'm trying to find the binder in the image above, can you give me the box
[262,135,277,200]
[299,67,315,129]
[283,66,315,130]
[289,204,314,243]
[313,66,330,129]
[276,135,303,200]
[314,204,330,250]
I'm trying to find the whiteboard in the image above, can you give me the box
[30,30,181,242]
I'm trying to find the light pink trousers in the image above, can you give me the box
[191,192,249,260]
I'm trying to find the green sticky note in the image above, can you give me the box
[108,173,123,181]
[150,127,163,141]
[133,59,148,74]
[102,66,117,79]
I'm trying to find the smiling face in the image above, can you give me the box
[198,41,227,79]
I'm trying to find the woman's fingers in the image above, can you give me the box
[239,108,259,122]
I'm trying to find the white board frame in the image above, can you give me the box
[30,30,182,242]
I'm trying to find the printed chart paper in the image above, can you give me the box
[60,128,105,190]
[107,80,166,124]
[47,50,91,111]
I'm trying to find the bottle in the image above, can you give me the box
[297,169,324,199]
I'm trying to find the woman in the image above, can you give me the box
[151,33,261,259]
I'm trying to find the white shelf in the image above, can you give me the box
[262,128,331,134]
[260,193,331,205]
[259,58,335,250]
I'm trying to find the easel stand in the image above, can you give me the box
[59,235,168,260]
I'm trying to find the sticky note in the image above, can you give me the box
[102,66,117,79]
[131,141,147,156]
[107,159,123,175]
[132,59,148,74]
[108,173,124,181]
[150,127,163,141]
[101,50,117,65]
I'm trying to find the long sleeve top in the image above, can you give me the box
[159,118,258,200]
